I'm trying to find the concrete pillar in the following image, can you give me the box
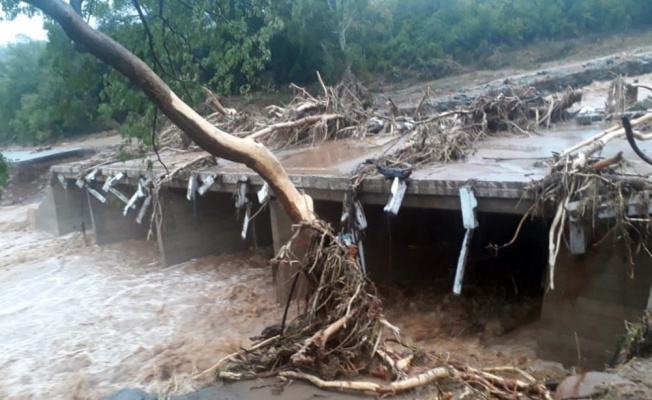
[270,199,343,303]
[87,182,149,246]
[34,178,92,236]
[155,188,269,267]
[269,199,343,253]
[537,240,652,369]
[269,199,294,253]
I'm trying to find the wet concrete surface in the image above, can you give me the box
[103,381,373,400]
[51,121,652,196]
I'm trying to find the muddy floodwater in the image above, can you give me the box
[0,201,566,400]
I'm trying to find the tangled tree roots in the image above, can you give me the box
[219,220,383,379]
[203,221,553,399]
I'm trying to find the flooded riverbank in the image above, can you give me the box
[0,202,281,399]
[0,200,567,399]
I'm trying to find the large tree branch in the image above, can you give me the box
[24,0,312,223]
[70,0,83,16]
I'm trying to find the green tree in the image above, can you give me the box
[93,0,284,142]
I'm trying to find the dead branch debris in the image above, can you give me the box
[606,76,639,117]
[498,110,652,291]
[492,78,652,290]
[207,220,552,399]
[157,70,581,176]
[611,311,652,367]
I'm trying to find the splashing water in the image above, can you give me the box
[0,201,566,400]
[0,203,280,399]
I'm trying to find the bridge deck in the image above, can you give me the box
[51,123,651,214]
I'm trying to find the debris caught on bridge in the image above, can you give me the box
[154,69,581,175]
[203,220,553,399]
[500,111,652,291]
[54,71,610,399]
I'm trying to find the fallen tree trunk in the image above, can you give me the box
[25,0,312,224]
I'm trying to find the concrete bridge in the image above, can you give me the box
[37,126,652,370]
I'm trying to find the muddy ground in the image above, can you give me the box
[3,36,652,400]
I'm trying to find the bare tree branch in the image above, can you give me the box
[24,0,312,223]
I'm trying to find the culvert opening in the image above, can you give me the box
[361,206,549,341]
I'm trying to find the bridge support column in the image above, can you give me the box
[34,177,92,236]
[87,182,148,245]
[155,188,271,267]
[537,240,652,369]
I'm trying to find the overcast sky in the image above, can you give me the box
[0,14,48,45]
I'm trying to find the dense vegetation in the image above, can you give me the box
[1,0,651,144]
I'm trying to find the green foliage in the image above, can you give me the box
[93,0,284,142]
[0,23,109,143]
[1,0,652,145]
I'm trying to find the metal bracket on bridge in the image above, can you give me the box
[354,199,368,230]
[241,203,252,240]
[187,173,198,201]
[383,177,408,216]
[109,187,131,206]
[136,194,152,224]
[124,178,148,216]
[565,202,586,255]
[197,174,215,196]
[339,197,368,275]
[84,169,99,183]
[453,185,479,296]
[87,187,107,203]
[235,176,250,209]
[81,169,107,203]
[102,172,125,192]
[257,182,270,205]
[101,172,132,207]
[341,199,368,229]
[57,174,68,189]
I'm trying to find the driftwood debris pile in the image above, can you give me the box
[508,109,652,291]
[198,221,553,399]
[157,71,582,172]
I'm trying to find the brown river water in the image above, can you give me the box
[0,201,566,400]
